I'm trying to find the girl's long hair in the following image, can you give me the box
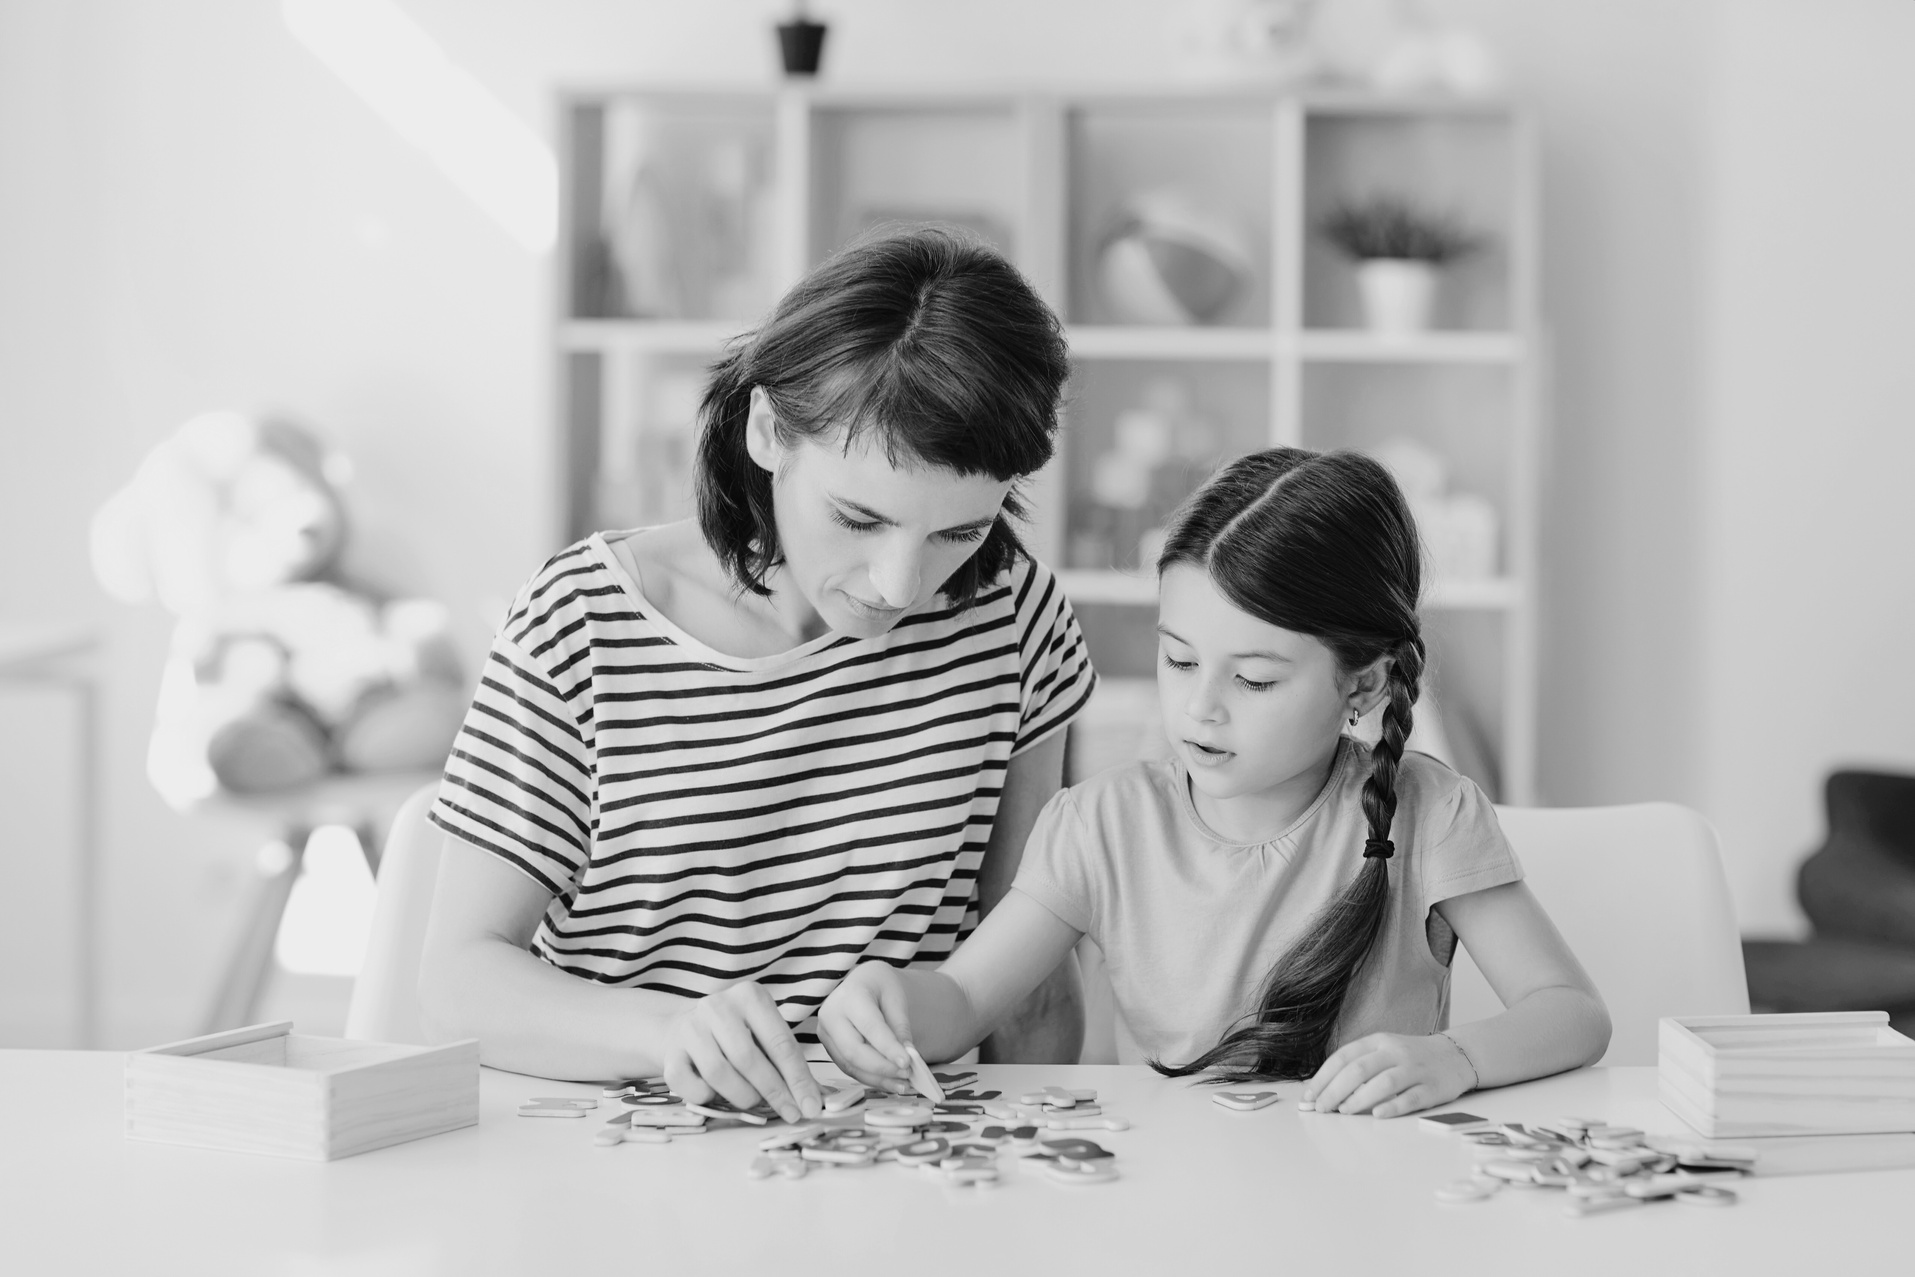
[1149,448,1426,1083]
[694,226,1069,605]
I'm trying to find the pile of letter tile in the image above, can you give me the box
[1432,1116,1753,1216]
[575,1052,1127,1188]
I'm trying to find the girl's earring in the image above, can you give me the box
[1348,709,1360,728]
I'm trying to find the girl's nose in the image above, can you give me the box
[1186,675,1226,723]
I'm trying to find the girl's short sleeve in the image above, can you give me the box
[1010,557,1098,755]
[1409,760,1523,909]
[1009,788,1097,935]
[429,622,595,899]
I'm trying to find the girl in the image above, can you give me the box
[418,229,1097,1121]
[820,448,1609,1114]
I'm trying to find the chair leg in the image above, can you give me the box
[200,827,309,1035]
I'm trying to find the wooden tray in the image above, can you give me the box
[1660,1011,1915,1137]
[125,1021,479,1160]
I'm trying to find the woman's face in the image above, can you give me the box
[747,389,1012,640]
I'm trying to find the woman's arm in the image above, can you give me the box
[973,731,1086,1064]
[1306,880,1610,1116]
[417,835,823,1122]
[820,888,1085,1080]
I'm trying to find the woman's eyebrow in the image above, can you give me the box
[834,496,995,534]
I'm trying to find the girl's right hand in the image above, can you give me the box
[819,962,917,1092]
[659,982,824,1125]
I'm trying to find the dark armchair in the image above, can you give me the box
[1743,770,1915,1035]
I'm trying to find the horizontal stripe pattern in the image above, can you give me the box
[431,534,1096,1046]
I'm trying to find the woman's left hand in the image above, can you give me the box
[1302,1032,1476,1117]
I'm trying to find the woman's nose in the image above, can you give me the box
[869,541,923,608]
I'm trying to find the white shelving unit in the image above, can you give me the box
[555,85,1541,803]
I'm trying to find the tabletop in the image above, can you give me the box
[0,1052,1904,1276]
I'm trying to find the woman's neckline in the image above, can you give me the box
[592,530,852,671]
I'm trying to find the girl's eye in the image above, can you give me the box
[1235,676,1275,692]
[1160,654,1195,672]
[937,526,989,546]
[829,509,882,534]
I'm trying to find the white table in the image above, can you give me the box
[1,1053,1904,1276]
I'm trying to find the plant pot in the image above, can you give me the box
[777,19,828,76]
[1355,258,1438,333]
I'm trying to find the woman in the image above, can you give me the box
[418,229,1097,1123]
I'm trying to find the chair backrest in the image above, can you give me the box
[1450,802,1750,1066]
[343,783,442,1043]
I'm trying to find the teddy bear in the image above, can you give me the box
[90,411,468,805]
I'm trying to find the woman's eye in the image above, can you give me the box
[937,527,989,545]
[829,509,881,533]
[1235,676,1275,692]
[1160,654,1195,672]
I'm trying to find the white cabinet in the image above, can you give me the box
[556,87,1539,802]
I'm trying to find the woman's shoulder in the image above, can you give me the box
[502,535,625,642]
[989,550,1065,615]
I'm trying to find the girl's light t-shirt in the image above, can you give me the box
[1012,739,1522,1067]
[429,531,1096,1052]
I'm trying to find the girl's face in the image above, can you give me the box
[748,389,1012,640]
[1156,563,1374,828]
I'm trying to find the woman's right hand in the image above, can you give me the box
[659,982,824,1124]
[819,963,917,1091]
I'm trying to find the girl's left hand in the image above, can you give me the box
[1302,1032,1475,1117]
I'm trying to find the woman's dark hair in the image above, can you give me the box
[1149,447,1426,1083]
[695,227,1070,605]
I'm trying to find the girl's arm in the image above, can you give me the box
[973,731,1086,1065]
[1307,880,1611,1116]
[417,836,824,1123]
[819,889,1085,1083]
[1435,880,1612,1086]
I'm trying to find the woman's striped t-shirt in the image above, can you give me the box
[429,532,1097,1047]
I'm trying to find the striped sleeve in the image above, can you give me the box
[429,610,596,898]
[1010,557,1098,755]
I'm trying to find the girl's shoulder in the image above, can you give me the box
[1336,738,1499,832]
[1059,756,1183,825]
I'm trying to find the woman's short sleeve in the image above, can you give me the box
[429,619,596,899]
[1010,557,1098,755]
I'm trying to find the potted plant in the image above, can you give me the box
[776,2,828,77]
[1319,195,1481,333]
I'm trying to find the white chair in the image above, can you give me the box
[1449,802,1750,1066]
[343,783,442,1043]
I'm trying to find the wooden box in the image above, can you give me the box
[125,1021,479,1160]
[1660,1011,1915,1137]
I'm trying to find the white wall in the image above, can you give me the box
[1697,0,1915,935]
[0,0,1903,1043]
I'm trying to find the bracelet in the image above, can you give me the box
[1439,1030,1480,1091]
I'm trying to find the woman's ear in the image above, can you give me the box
[1346,655,1393,720]
[743,387,781,475]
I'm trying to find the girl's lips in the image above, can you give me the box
[1186,739,1233,766]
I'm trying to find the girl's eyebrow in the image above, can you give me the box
[833,496,995,535]
[1156,623,1293,663]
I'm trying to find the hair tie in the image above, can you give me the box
[1363,838,1395,860]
